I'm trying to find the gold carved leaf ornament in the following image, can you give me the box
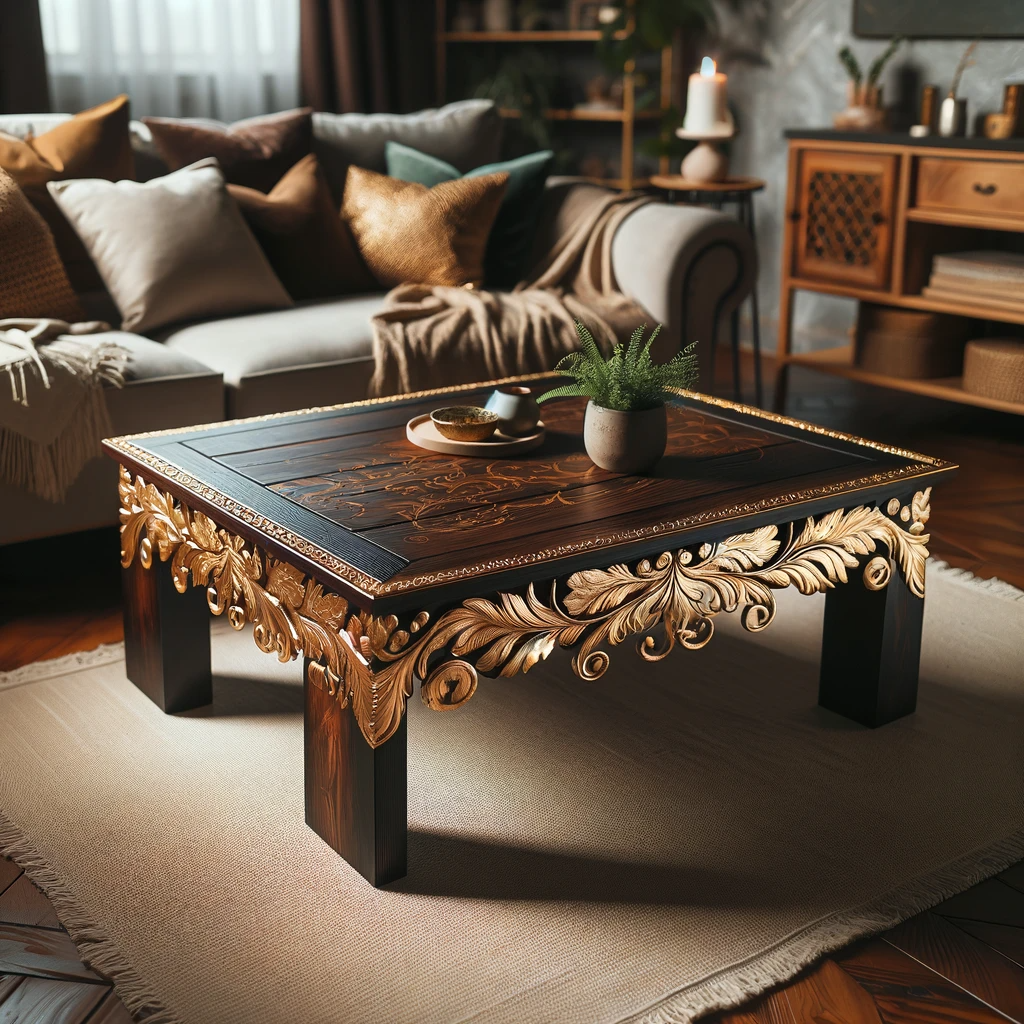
[118,465,374,714]
[118,466,931,749]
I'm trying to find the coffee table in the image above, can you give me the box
[104,376,956,886]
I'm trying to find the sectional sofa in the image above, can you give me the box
[0,100,756,546]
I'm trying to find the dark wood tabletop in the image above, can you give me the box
[104,375,956,613]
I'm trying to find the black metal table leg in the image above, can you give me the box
[742,196,764,407]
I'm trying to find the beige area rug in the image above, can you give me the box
[0,562,1022,1024]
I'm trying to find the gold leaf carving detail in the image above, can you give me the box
[119,466,932,749]
[401,490,932,683]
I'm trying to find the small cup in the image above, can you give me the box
[485,386,541,436]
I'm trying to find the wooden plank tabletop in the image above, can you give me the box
[104,377,956,610]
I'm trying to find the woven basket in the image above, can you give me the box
[962,339,1024,406]
[854,303,970,379]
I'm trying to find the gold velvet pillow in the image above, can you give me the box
[341,165,509,288]
[0,95,135,293]
[228,155,375,301]
[0,169,83,321]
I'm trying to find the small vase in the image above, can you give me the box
[834,82,886,132]
[583,402,667,474]
[938,96,967,137]
[484,385,541,436]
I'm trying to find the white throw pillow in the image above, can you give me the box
[48,157,292,333]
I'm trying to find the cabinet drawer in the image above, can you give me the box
[917,157,1024,220]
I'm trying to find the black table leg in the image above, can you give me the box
[818,551,923,727]
[773,361,791,414]
[123,555,212,714]
[730,307,742,400]
[742,196,764,407]
[304,658,408,886]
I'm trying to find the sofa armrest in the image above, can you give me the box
[537,180,757,388]
[610,202,757,388]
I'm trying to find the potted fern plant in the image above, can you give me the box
[538,322,698,474]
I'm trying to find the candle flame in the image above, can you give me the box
[700,56,716,77]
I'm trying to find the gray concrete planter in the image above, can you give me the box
[583,401,667,474]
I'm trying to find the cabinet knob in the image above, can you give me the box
[972,182,998,195]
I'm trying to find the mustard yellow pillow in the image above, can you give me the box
[0,169,83,321]
[0,95,135,293]
[340,165,508,288]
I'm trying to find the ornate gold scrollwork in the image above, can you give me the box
[862,556,892,591]
[119,465,931,749]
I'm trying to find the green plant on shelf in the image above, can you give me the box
[472,49,555,149]
[597,0,717,73]
[837,35,903,92]
[538,322,698,412]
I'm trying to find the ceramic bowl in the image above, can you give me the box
[430,406,499,442]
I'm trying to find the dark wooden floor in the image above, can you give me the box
[1,355,1022,1023]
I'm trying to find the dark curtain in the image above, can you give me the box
[300,0,434,114]
[0,0,50,113]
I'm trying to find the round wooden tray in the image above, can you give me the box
[406,414,545,457]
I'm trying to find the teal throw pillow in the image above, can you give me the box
[385,141,554,288]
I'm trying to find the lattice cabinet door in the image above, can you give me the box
[793,150,898,290]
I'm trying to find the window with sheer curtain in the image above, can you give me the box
[39,0,300,121]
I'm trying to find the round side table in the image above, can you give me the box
[648,175,766,407]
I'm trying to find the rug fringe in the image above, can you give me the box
[626,827,1024,1024]
[929,560,1023,600]
[0,809,181,1024]
[0,642,124,692]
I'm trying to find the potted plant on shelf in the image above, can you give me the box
[538,322,698,474]
[834,36,902,131]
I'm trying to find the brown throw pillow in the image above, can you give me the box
[228,155,375,301]
[0,169,83,321]
[0,95,135,293]
[341,165,508,288]
[143,108,313,192]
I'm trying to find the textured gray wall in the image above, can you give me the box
[720,0,1024,351]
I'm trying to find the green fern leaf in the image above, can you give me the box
[536,382,587,404]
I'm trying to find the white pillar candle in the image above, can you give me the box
[682,57,731,135]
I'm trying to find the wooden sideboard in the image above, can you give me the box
[776,131,1024,415]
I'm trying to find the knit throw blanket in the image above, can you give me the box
[0,319,126,502]
[369,189,653,397]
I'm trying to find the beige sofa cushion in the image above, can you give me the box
[160,294,386,416]
[48,158,292,333]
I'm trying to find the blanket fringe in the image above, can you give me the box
[0,385,114,502]
[1,325,125,502]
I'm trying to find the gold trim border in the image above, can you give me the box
[104,376,955,600]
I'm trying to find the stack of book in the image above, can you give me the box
[923,251,1024,313]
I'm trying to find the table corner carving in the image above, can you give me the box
[118,465,931,750]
